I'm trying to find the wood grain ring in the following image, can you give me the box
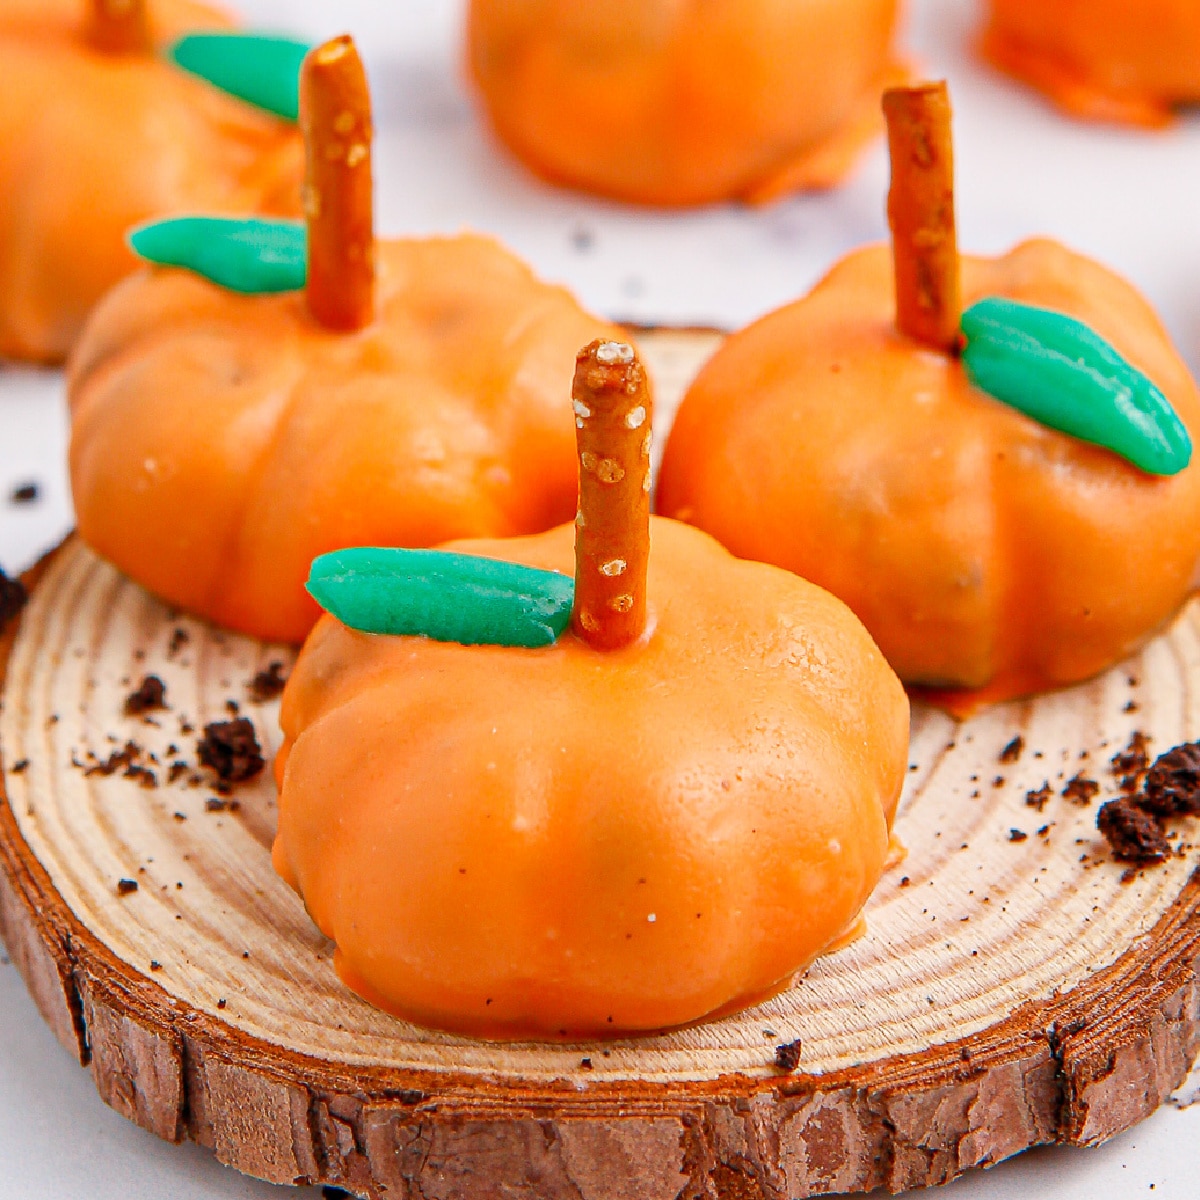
[1,330,1199,1200]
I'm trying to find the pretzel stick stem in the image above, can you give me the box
[86,0,151,54]
[300,36,374,331]
[883,82,961,353]
[571,340,652,651]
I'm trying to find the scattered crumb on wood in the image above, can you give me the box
[197,718,264,783]
[247,661,288,703]
[124,675,168,716]
[1111,731,1151,793]
[1026,782,1052,811]
[1137,742,1200,817]
[773,1039,802,1072]
[999,735,1024,764]
[1098,799,1169,864]
[1062,774,1100,806]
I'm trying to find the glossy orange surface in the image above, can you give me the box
[68,234,625,643]
[982,0,1200,126]
[273,517,909,1038]
[658,240,1200,708]
[467,0,905,207]
[0,0,303,363]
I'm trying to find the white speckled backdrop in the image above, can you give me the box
[2,0,1200,1196]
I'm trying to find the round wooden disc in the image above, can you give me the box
[2,330,1200,1200]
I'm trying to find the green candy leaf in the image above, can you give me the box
[961,297,1192,477]
[128,217,306,293]
[307,548,575,648]
[168,32,310,121]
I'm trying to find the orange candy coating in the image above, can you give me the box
[273,518,909,1039]
[657,240,1200,709]
[467,0,905,207]
[68,234,625,643]
[0,0,303,364]
[982,0,1200,126]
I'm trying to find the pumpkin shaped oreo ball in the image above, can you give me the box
[0,0,308,362]
[69,35,624,644]
[467,0,907,207]
[659,83,1200,712]
[272,340,909,1038]
[981,0,1200,126]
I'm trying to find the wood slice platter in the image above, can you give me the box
[2,329,1200,1200]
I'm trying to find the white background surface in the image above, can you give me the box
[3,0,1200,1196]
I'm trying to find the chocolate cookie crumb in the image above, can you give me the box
[999,735,1025,764]
[774,1039,802,1072]
[168,761,189,783]
[1137,741,1200,817]
[1008,828,1028,843]
[197,718,264,783]
[124,675,168,716]
[1111,731,1151,793]
[1025,782,1052,811]
[124,763,157,789]
[1098,799,1169,864]
[116,879,138,897]
[898,876,910,887]
[217,999,227,1010]
[204,797,242,813]
[0,569,27,633]
[85,741,140,777]
[9,481,39,504]
[167,627,189,657]
[248,661,288,703]
[580,1057,593,1070]
[9,759,28,775]
[1062,773,1100,806]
